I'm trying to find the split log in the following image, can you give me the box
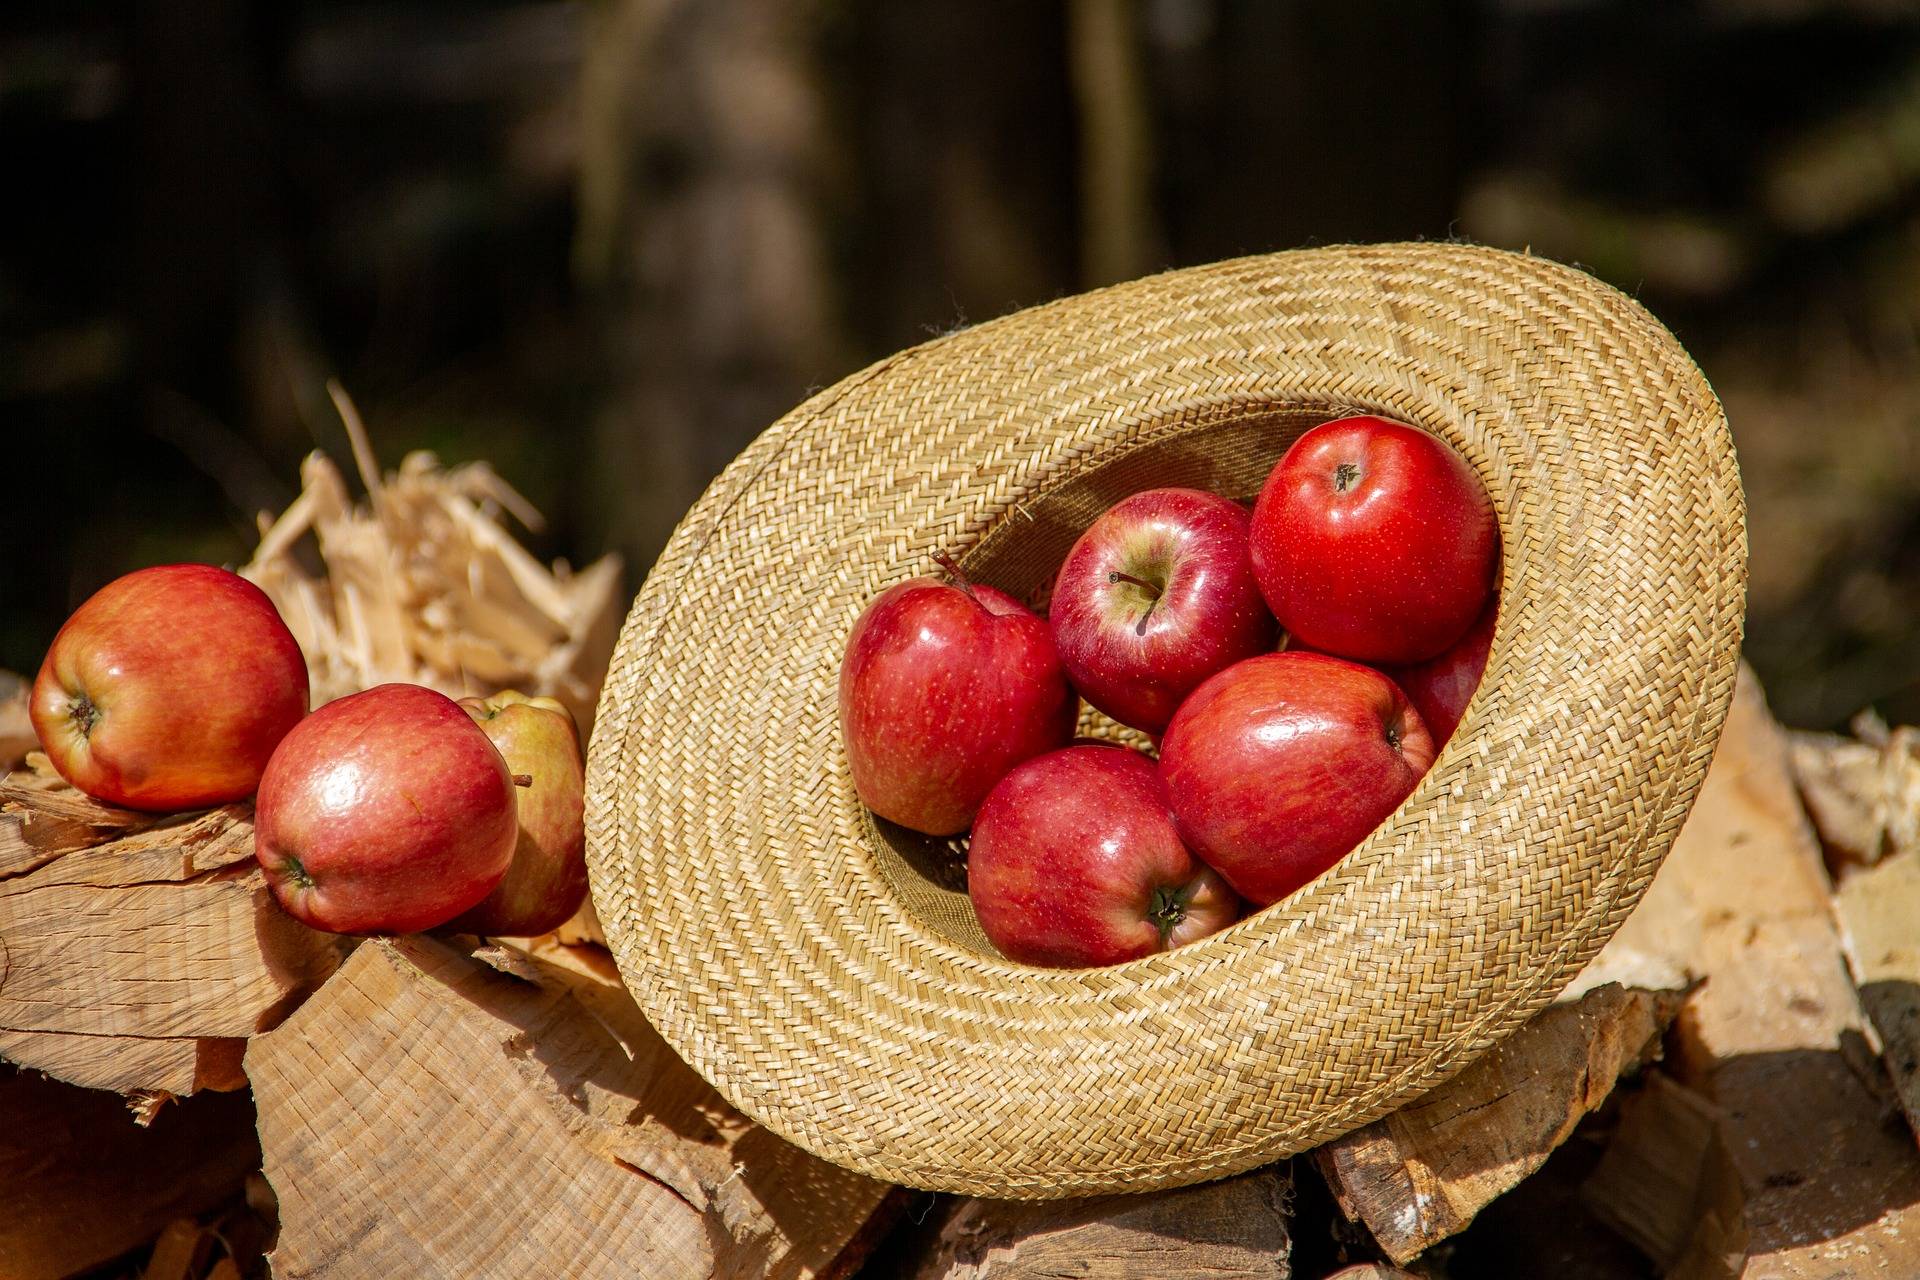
[1313,980,1685,1265]
[0,1065,259,1279]
[1788,716,1920,869]
[1580,1071,1745,1280]
[0,774,151,876]
[0,782,349,1097]
[1325,1268,1420,1280]
[1833,847,1920,1145]
[143,1218,217,1280]
[246,934,893,1279]
[1593,666,1920,1277]
[903,1165,1292,1280]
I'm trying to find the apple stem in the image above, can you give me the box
[933,552,988,611]
[512,773,534,788]
[1107,571,1161,636]
[1334,462,1361,492]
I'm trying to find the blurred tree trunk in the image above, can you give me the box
[575,0,848,577]
[1150,0,1468,261]
[832,0,1080,357]
[1068,0,1163,285]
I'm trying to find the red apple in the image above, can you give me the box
[1048,487,1276,733]
[255,683,518,935]
[968,743,1241,967]
[1250,415,1497,664]
[30,564,309,811]
[449,690,588,938]
[1160,651,1435,907]
[840,568,1076,836]
[1383,597,1497,750]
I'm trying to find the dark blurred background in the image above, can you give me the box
[3,0,1918,730]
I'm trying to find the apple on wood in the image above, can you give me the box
[839,559,1077,836]
[1250,415,1497,665]
[255,683,519,935]
[450,690,589,938]
[1160,651,1436,908]
[30,563,309,811]
[1048,487,1276,734]
[968,743,1242,967]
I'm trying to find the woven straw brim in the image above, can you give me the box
[584,243,1747,1198]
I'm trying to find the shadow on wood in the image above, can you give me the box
[0,1067,259,1279]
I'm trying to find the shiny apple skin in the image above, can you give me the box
[450,690,588,937]
[840,577,1077,836]
[968,743,1242,967]
[1048,488,1277,734]
[1383,597,1497,750]
[30,564,309,811]
[1250,416,1497,664]
[255,683,518,935]
[1160,651,1436,907]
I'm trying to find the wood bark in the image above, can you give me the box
[904,1165,1292,1280]
[0,783,348,1097]
[1314,981,1685,1265]
[247,934,892,1280]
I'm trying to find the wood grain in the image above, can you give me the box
[248,935,892,1280]
[904,1166,1292,1279]
[0,788,348,1096]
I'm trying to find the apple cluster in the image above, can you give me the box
[28,564,589,938]
[840,415,1499,969]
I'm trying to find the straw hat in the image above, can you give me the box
[584,242,1746,1198]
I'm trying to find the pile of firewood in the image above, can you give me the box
[3,439,1917,1278]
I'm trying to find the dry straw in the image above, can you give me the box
[584,243,1747,1197]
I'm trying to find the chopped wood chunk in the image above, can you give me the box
[143,1217,215,1280]
[0,795,348,1096]
[1314,982,1683,1265]
[0,1068,257,1280]
[247,935,891,1280]
[904,1166,1292,1280]
[1788,719,1920,869]
[0,673,34,773]
[1598,667,1920,1277]
[1833,847,1920,1145]
[0,777,153,877]
[1581,1071,1744,1279]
